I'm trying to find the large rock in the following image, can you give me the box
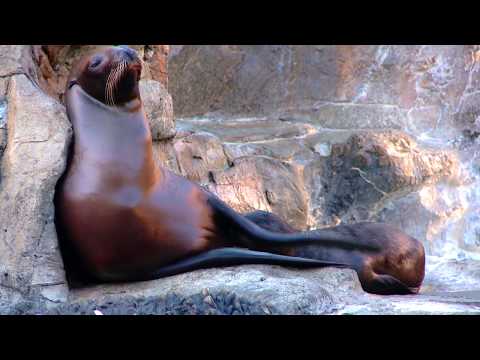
[140,79,175,140]
[0,74,71,305]
[207,156,309,230]
[168,46,473,125]
[5,260,480,315]
[322,130,461,222]
[0,96,6,158]
[169,45,359,118]
[173,132,229,185]
[375,184,470,255]
[0,45,36,78]
[53,266,363,315]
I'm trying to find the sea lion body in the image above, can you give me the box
[55,46,425,295]
[59,85,218,278]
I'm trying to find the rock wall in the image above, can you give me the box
[169,45,480,257]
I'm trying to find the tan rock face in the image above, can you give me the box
[140,79,175,140]
[173,132,228,185]
[0,91,6,159]
[323,131,460,222]
[0,45,33,77]
[0,74,72,300]
[168,45,480,139]
[207,156,309,230]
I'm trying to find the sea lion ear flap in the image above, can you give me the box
[68,79,78,89]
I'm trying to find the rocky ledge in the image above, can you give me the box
[4,260,480,315]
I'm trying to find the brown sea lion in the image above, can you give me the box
[55,46,424,295]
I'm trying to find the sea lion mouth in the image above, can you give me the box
[105,59,142,106]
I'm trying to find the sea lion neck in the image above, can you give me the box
[65,84,161,188]
[69,84,142,115]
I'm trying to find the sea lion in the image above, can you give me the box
[55,46,424,295]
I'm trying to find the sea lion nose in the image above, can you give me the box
[118,45,138,61]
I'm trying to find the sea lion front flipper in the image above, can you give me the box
[130,248,350,282]
[368,274,416,295]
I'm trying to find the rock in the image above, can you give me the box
[0,74,71,301]
[173,132,228,184]
[50,266,364,315]
[140,79,175,141]
[139,45,169,88]
[0,45,34,77]
[208,155,309,230]
[0,97,6,159]
[375,184,471,255]
[224,137,313,163]
[280,103,406,130]
[152,139,181,174]
[168,45,473,134]
[455,91,480,133]
[171,45,372,118]
[4,260,480,315]
[32,45,100,101]
[176,117,316,143]
[323,130,460,222]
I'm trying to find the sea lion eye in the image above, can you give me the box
[89,56,103,69]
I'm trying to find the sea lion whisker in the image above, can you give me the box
[106,63,123,106]
[105,67,117,106]
[110,63,123,106]
[113,62,124,87]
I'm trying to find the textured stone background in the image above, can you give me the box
[1,45,480,314]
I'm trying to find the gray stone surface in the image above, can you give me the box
[0,45,30,77]
[207,155,309,229]
[173,131,228,184]
[140,79,176,140]
[4,259,480,315]
[0,74,72,304]
[176,117,316,143]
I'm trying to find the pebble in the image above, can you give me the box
[225,292,235,305]
[233,298,242,310]
[204,295,215,307]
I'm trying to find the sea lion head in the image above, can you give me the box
[68,46,142,107]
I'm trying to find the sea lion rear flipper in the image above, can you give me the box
[368,274,417,295]
[207,196,378,251]
[141,248,349,281]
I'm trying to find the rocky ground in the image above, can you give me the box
[1,45,480,314]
